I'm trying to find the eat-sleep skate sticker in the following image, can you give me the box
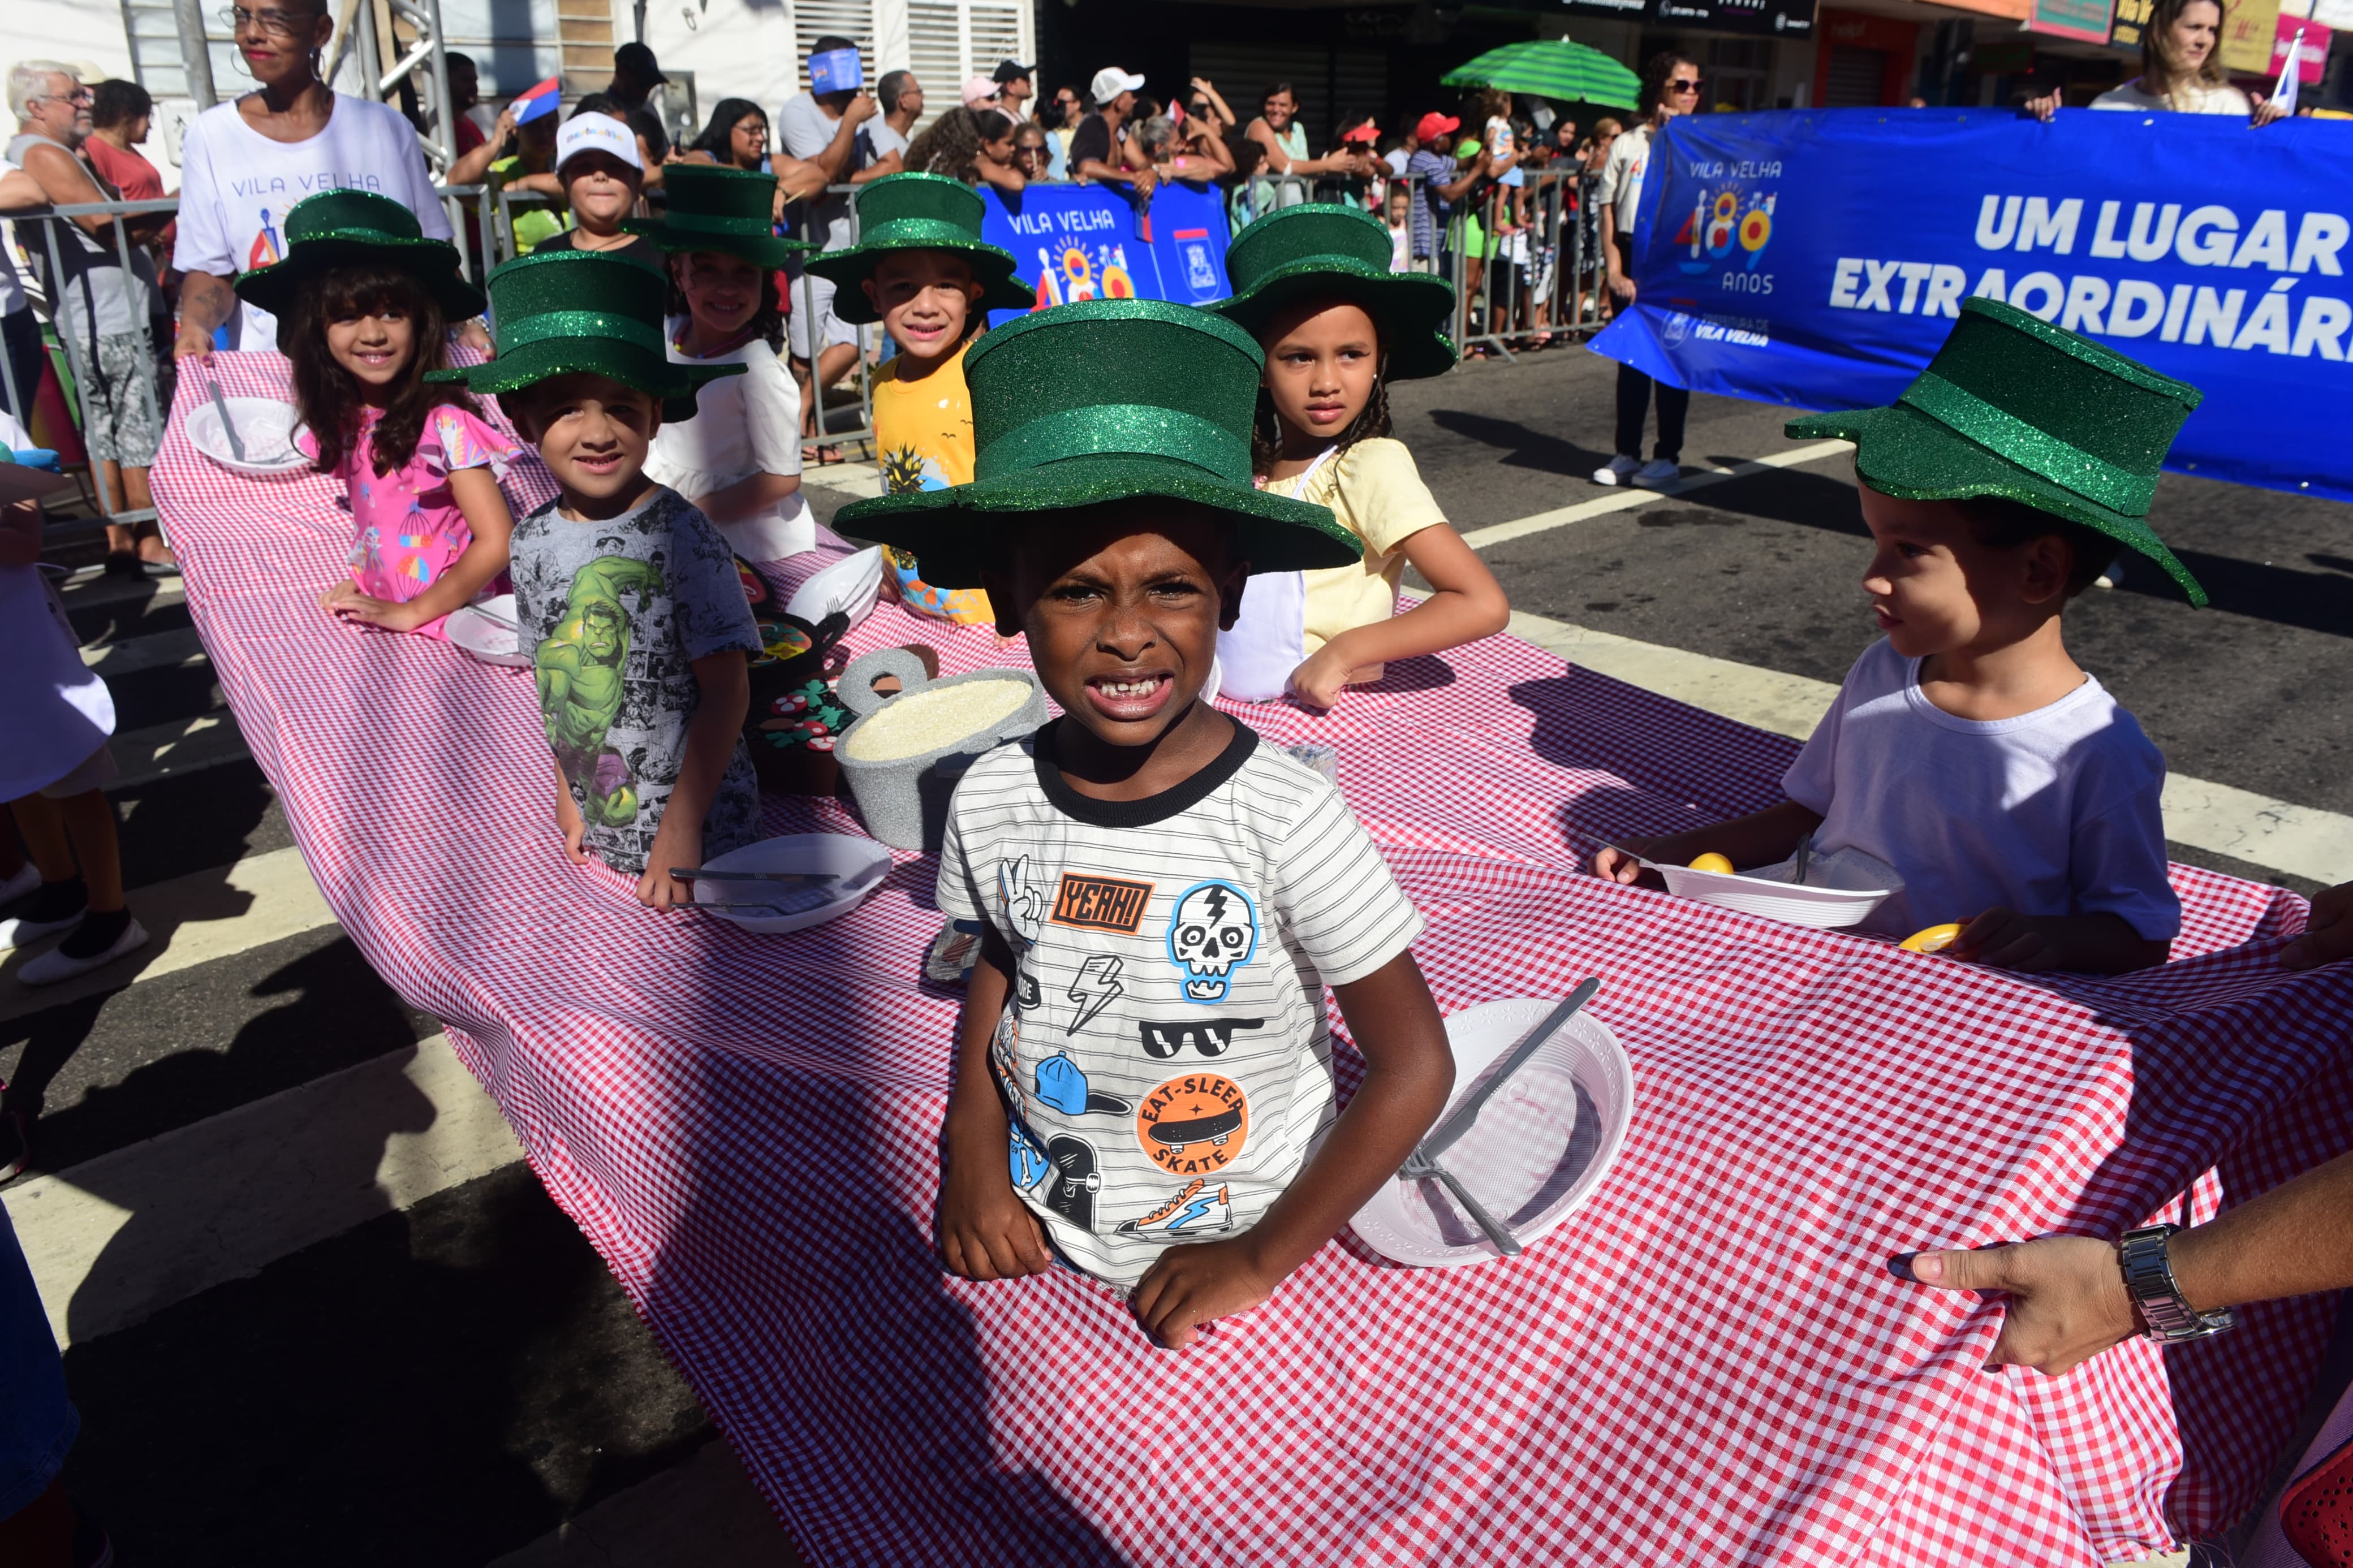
[1135,1072,1249,1176]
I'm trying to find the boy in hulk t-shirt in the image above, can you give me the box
[835,299,1456,1351]
[807,174,1035,623]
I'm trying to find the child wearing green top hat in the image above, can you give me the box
[626,164,829,573]
[237,190,521,640]
[806,173,1036,624]
[1595,299,2206,975]
[836,299,1455,1350]
[429,249,766,910]
[1206,204,1508,707]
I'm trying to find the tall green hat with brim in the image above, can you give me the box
[424,249,740,423]
[1787,297,2208,604]
[234,189,485,343]
[804,173,1035,325]
[833,299,1360,588]
[1203,204,1456,381]
[621,163,811,269]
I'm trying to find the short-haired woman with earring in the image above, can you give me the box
[170,0,461,361]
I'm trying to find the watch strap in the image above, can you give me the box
[2119,1223,2236,1344]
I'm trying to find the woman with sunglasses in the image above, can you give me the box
[1592,52,1700,491]
[170,0,459,361]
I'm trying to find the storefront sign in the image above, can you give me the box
[2110,0,2153,48]
[2031,0,2116,44]
[2274,12,2333,79]
[1535,0,1818,36]
[2220,0,2284,71]
[1593,108,2353,504]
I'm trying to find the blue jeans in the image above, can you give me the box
[0,1202,75,1518]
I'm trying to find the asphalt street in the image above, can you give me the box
[3,339,2345,1565]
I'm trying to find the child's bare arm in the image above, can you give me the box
[1289,522,1510,709]
[1592,800,1823,884]
[1950,909,2168,974]
[1129,948,1454,1350]
[693,471,802,525]
[327,466,516,632]
[638,651,749,911]
[937,925,1054,1280]
[551,758,587,863]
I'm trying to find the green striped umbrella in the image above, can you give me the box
[1441,40,1642,110]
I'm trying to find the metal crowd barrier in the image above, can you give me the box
[0,166,1614,533]
[0,183,496,535]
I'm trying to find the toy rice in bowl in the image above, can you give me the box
[833,649,1049,850]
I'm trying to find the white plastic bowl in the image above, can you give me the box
[446,594,532,668]
[1351,994,1635,1268]
[187,397,311,476]
[690,832,894,935]
[785,546,886,631]
[1653,843,1896,930]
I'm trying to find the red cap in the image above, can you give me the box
[1341,121,1380,144]
[1413,112,1460,143]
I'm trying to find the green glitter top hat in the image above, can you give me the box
[1204,203,1456,380]
[424,249,740,422]
[833,299,1361,587]
[233,189,485,344]
[1787,297,2207,604]
[803,173,1035,325]
[621,163,812,269]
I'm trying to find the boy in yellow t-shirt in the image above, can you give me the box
[809,174,1036,623]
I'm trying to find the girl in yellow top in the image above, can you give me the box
[1208,205,1509,706]
[807,174,1036,624]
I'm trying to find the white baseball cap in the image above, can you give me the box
[556,111,643,175]
[1087,66,1145,106]
[961,75,1000,109]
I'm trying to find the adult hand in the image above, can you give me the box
[1133,166,1158,201]
[2251,96,2289,127]
[1130,1234,1279,1350]
[1897,1237,2139,1376]
[173,319,214,361]
[2022,89,2062,122]
[1190,75,1214,94]
[844,90,880,128]
[2283,880,2353,970]
[456,318,494,358]
[1607,266,1636,304]
[492,105,519,152]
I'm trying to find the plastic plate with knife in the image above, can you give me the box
[188,388,312,477]
[1351,984,1635,1268]
[678,833,894,933]
[446,594,532,667]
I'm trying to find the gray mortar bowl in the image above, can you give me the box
[833,649,1048,851]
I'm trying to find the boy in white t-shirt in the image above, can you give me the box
[1594,300,2209,975]
[835,302,1455,1349]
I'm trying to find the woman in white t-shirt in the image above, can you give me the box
[171,0,455,358]
[2026,0,2285,124]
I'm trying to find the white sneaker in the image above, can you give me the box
[1630,459,1682,490]
[0,862,38,906]
[1592,455,1640,486]
[1,904,84,951]
[2095,561,2123,590]
[17,918,149,987]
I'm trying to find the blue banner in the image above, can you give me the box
[977,183,1231,326]
[1592,110,2353,502]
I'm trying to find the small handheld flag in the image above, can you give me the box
[511,76,563,126]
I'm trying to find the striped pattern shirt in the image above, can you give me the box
[937,720,1424,1285]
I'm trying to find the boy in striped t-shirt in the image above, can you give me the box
[835,301,1456,1350]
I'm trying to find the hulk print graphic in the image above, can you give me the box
[538,556,664,827]
[508,486,765,875]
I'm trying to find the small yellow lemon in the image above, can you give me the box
[1901,923,1965,953]
[1687,852,1735,875]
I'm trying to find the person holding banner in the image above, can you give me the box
[2025,0,2286,124]
[1593,53,1700,490]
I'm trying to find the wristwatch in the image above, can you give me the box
[2118,1224,2236,1344]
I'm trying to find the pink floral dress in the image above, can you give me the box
[305,403,519,639]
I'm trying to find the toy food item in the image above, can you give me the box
[842,678,1035,763]
[1688,852,1735,875]
[1901,923,1964,953]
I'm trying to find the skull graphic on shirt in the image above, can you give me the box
[1166,880,1259,1003]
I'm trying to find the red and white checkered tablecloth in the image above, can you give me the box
[153,353,2353,1566]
